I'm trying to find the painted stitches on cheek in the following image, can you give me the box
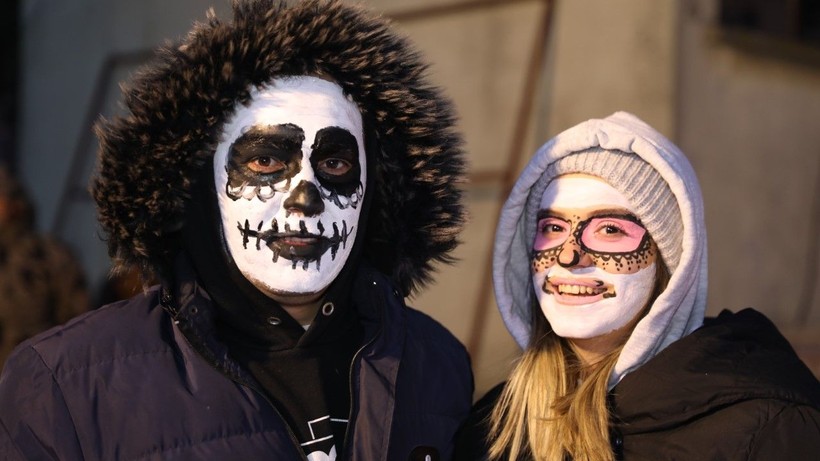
[225,124,304,201]
[310,127,363,210]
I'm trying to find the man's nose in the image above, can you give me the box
[284,180,324,217]
[556,238,593,268]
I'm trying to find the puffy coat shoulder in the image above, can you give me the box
[405,307,469,360]
[400,306,473,414]
[9,288,168,372]
[385,306,473,460]
[0,290,173,460]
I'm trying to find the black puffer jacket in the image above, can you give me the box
[0,264,473,460]
[2,0,472,459]
[456,309,820,460]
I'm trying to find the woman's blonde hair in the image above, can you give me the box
[488,260,670,461]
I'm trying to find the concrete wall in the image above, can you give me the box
[678,0,820,374]
[19,0,233,298]
[403,0,681,395]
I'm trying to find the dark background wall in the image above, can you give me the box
[1,0,18,171]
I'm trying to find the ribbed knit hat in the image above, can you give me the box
[525,147,683,272]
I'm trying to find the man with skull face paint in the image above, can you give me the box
[214,76,367,318]
[0,2,472,460]
[455,112,820,461]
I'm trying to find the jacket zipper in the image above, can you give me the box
[231,378,309,461]
[342,278,386,460]
[342,332,379,459]
[170,313,309,461]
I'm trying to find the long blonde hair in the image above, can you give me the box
[488,261,670,461]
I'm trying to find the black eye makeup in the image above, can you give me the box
[225,124,305,199]
[310,127,361,195]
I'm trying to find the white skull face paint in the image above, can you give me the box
[214,76,366,298]
[531,175,657,339]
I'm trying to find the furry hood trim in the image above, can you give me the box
[92,0,465,296]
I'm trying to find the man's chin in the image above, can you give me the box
[243,279,330,325]
[234,248,354,306]
[265,288,325,307]
[241,272,328,305]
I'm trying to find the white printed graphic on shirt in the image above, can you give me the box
[307,446,337,461]
[302,415,348,460]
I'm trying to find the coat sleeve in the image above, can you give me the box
[0,423,27,461]
[453,382,505,461]
[0,345,84,460]
[748,403,820,460]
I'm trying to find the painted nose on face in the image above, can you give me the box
[284,180,325,217]
[557,238,593,268]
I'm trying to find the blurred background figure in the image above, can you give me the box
[0,164,89,367]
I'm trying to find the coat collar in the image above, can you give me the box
[610,309,820,434]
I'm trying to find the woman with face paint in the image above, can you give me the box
[455,112,820,461]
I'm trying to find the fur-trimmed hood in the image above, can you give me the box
[92,0,465,296]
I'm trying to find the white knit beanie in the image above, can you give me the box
[525,147,683,272]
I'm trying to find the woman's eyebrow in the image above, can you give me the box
[536,209,569,220]
[587,208,638,220]
[535,207,638,221]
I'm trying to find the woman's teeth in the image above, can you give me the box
[557,284,603,295]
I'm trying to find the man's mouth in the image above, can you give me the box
[236,218,353,270]
[543,276,616,305]
[278,236,319,246]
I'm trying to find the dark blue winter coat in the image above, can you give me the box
[0,265,473,460]
[0,2,474,459]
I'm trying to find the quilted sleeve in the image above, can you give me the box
[0,345,84,460]
[748,403,820,460]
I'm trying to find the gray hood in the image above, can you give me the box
[492,112,708,387]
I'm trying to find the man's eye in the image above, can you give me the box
[318,158,352,176]
[247,156,285,174]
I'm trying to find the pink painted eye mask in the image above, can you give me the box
[534,215,648,254]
